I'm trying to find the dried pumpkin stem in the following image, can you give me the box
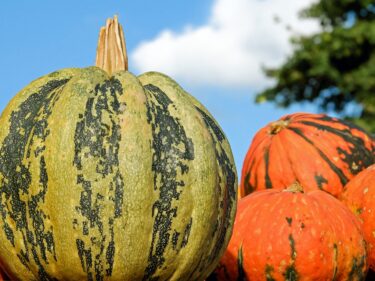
[269,120,290,135]
[285,182,304,193]
[96,15,128,75]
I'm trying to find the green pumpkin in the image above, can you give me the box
[0,16,237,281]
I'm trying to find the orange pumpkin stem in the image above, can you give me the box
[286,181,304,193]
[96,15,128,75]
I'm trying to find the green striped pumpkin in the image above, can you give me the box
[0,17,237,281]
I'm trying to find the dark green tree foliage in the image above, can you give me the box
[257,0,375,132]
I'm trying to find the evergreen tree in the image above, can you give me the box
[257,0,375,132]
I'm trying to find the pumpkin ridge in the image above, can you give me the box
[313,114,373,138]
[341,165,375,270]
[72,77,125,280]
[137,71,237,280]
[195,107,226,142]
[143,84,195,280]
[265,264,276,281]
[348,255,367,281]
[287,126,348,186]
[0,16,238,281]
[272,134,299,188]
[186,251,206,281]
[237,245,245,281]
[263,146,272,189]
[0,78,71,279]
[195,106,237,268]
[332,243,338,281]
[297,119,374,173]
[314,174,328,190]
[242,169,254,195]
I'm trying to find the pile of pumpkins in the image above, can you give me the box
[0,16,374,281]
[208,112,375,281]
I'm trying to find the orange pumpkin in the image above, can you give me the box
[341,165,375,270]
[240,113,375,198]
[209,183,368,280]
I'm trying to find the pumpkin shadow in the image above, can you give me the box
[206,253,375,281]
[0,267,12,281]
[206,250,246,281]
[366,269,375,281]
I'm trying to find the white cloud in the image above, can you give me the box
[131,0,319,89]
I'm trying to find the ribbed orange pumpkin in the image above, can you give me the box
[209,183,368,280]
[341,165,375,270]
[240,113,375,198]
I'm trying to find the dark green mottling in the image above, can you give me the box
[288,126,348,186]
[289,234,296,260]
[265,264,276,281]
[73,78,124,281]
[237,246,246,281]
[0,78,70,280]
[143,84,195,281]
[283,234,298,281]
[243,166,255,194]
[284,265,298,281]
[181,218,193,248]
[348,255,367,281]
[171,230,180,250]
[76,238,93,278]
[299,117,374,174]
[264,147,272,188]
[314,174,328,190]
[332,243,338,281]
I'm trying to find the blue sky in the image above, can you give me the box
[0,0,319,176]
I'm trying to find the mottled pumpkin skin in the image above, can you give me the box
[240,113,375,198]
[341,165,375,270]
[209,187,368,281]
[0,67,237,281]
